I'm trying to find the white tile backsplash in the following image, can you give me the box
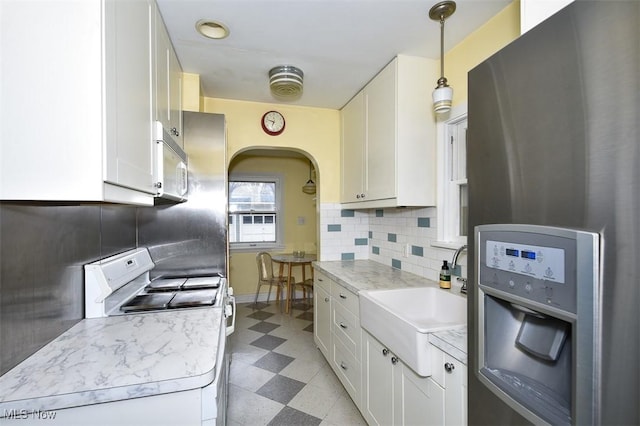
[319,203,467,282]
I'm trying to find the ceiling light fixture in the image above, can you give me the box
[302,160,316,195]
[429,1,456,114]
[196,20,230,40]
[269,65,304,101]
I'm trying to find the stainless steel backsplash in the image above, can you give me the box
[0,202,136,375]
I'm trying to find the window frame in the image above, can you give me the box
[435,104,468,247]
[228,173,285,252]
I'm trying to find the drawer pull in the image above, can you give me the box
[339,322,347,329]
[339,294,347,299]
[391,356,399,365]
[444,362,455,373]
[382,348,389,356]
[340,362,348,370]
[324,297,329,302]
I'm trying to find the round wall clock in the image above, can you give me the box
[261,110,285,136]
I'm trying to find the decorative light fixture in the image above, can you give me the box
[195,20,230,40]
[269,65,304,101]
[302,161,316,195]
[429,1,456,114]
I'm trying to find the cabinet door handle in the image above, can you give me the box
[382,348,389,356]
[339,322,347,329]
[391,356,399,365]
[444,362,455,373]
[339,294,347,299]
[324,297,329,302]
[340,362,348,370]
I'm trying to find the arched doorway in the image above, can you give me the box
[227,148,318,302]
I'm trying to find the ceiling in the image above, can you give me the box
[156,0,512,110]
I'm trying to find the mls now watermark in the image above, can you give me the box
[3,409,57,420]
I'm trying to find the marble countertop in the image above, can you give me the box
[430,326,468,364]
[0,308,224,414]
[314,260,468,364]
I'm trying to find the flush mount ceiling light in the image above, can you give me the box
[302,160,316,195]
[269,65,304,101]
[196,20,230,40]
[429,1,456,114]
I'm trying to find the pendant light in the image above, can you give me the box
[429,1,456,114]
[302,161,316,195]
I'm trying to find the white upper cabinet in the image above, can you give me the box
[520,0,575,34]
[0,0,156,205]
[340,55,438,208]
[154,7,184,148]
[341,91,366,202]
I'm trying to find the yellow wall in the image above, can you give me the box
[203,98,341,204]
[447,1,520,107]
[228,155,317,296]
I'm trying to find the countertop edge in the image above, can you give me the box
[0,369,216,414]
[0,308,224,414]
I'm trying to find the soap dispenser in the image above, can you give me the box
[439,260,451,289]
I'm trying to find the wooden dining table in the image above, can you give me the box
[271,253,317,314]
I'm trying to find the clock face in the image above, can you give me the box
[261,111,285,135]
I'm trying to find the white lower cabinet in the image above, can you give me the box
[362,330,445,426]
[314,272,362,405]
[430,344,468,426]
[313,272,468,426]
[313,273,331,359]
[330,279,362,404]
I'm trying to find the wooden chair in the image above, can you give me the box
[254,252,288,309]
[293,279,314,307]
[293,264,314,308]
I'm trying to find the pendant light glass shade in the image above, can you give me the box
[302,161,316,194]
[433,85,453,113]
[429,1,456,114]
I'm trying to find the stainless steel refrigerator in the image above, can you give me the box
[138,112,228,278]
[467,2,638,425]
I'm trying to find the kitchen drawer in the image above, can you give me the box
[331,281,359,316]
[332,301,361,358]
[332,335,361,403]
[315,272,332,294]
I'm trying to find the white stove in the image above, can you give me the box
[84,248,235,425]
[84,248,231,321]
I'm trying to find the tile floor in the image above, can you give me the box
[227,300,367,426]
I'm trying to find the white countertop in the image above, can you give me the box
[314,260,468,364]
[0,308,224,414]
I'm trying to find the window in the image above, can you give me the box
[229,175,283,250]
[437,108,468,244]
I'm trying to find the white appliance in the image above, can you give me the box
[84,248,235,425]
[154,121,188,202]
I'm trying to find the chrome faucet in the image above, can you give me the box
[451,245,468,294]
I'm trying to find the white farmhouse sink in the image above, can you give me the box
[359,287,467,377]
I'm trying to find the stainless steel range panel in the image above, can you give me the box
[138,112,228,279]
[467,2,639,424]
